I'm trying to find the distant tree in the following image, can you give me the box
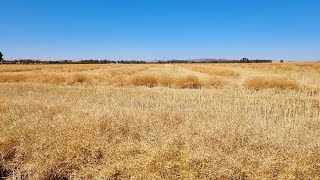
[240,58,249,63]
[0,52,3,61]
[280,60,284,63]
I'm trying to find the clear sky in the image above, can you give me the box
[1,0,319,61]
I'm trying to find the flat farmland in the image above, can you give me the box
[1,63,320,179]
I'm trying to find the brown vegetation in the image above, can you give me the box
[179,64,240,77]
[244,76,301,90]
[0,63,320,179]
[129,75,158,87]
[0,74,29,82]
[175,75,202,89]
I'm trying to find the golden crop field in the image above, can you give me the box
[1,63,320,179]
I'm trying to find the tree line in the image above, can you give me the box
[0,52,273,64]
[0,58,272,64]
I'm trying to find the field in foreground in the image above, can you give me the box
[1,63,320,179]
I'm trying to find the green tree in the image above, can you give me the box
[0,52,3,61]
[241,58,249,63]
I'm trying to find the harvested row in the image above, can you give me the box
[0,64,152,85]
[243,77,301,90]
[128,74,224,89]
[0,65,44,72]
[0,73,225,89]
[243,76,319,95]
[227,62,320,73]
[178,64,240,77]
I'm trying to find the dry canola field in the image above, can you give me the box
[0,63,320,179]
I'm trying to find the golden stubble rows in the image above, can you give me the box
[0,63,320,179]
[1,63,318,91]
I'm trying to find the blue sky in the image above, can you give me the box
[1,0,319,61]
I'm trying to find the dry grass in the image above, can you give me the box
[157,74,175,87]
[69,74,94,84]
[0,74,29,82]
[204,76,225,87]
[128,75,158,87]
[244,77,301,90]
[227,62,320,73]
[128,74,201,89]
[128,74,223,89]
[179,64,240,77]
[1,63,320,179]
[175,75,202,89]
